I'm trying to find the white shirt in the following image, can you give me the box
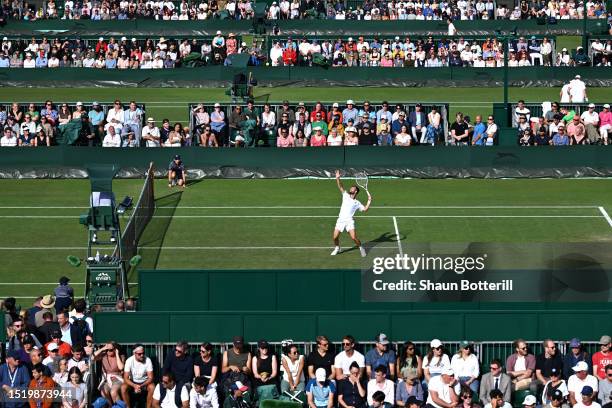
[338,191,365,221]
[450,354,480,378]
[574,402,602,408]
[569,79,586,102]
[514,356,526,371]
[423,354,451,376]
[142,125,161,147]
[124,356,153,383]
[281,354,305,384]
[568,374,599,397]
[448,22,457,35]
[581,111,599,125]
[106,108,125,125]
[189,384,218,408]
[0,135,17,146]
[334,350,366,375]
[327,134,343,146]
[561,84,571,103]
[153,384,189,408]
[367,379,395,405]
[103,134,122,147]
[426,375,458,408]
[23,58,36,68]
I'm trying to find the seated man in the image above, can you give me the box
[483,389,513,408]
[122,345,156,408]
[153,372,189,408]
[190,376,219,408]
[306,368,336,408]
[168,155,186,188]
[367,366,394,407]
[224,381,252,408]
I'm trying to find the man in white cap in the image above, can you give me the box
[342,100,358,125]
[427,367,460,408]
[522,394,537,408]
[142,117,161,147]
[569,74,587,103]
[306,368,336,408]
[568,361,599,406]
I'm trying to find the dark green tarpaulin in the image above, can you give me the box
[58,119,83,145]
[1,66,611,88]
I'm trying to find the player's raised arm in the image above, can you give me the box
[335,170,345,193]
[363,190,372,212]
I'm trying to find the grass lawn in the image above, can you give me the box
[1,178,612,302]
[0,87,609,128]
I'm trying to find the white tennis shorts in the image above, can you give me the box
[335,218,355,232]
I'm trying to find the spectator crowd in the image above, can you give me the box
[0,34,268,69]
[269,36,557,68]
[3,292,612,408]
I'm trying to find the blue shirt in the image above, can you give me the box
[105,59,117,69]
[306,379,336,407]
[89,110,105,126]
[472,122,487,145]
[0,58,9,67]
[365,348,396,379]
[552,133,569,146]
[342,108,359,125]
[35,57,48,67]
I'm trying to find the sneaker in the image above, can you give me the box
[92,233,97,243]
[330,247,340,256]
[359,246,367,257]
[110,236,116,243]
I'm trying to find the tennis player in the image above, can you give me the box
[331,170,372,257]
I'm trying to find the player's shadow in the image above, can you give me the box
[343,232,407,254]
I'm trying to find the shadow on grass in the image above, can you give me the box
[342,231,406,254]
[128,191,182,284]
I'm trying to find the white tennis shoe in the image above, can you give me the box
[331,247,340,256]
[359,246,367,257]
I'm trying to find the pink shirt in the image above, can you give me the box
[310,135,327,146]
[277,135,294,147]
[599,111,612,127]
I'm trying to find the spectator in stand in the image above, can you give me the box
[121,345,156,408]
[537,340,565,397]
[567,116,587,145]
[580,104,600,144]
[598,365,612,405]
[307,336,335,381]
[252,340,278,391]
[281,343,306,399]
[449,113,469,145]
[423,339,452,388]
[480,359,511,405]
[222,336,253,378]
[335,335,365,380]
[28,363,56,408]
[394,125,412,146]
[542,367,568,406]
[598,105,612,146]
[593,336,612,381]
[93,342,125,404]
[396,371,424,405]
[44,330,72,358]
[367,365,395,406]
[194,343,218,385]
[152,372,190,408]
[190,376,219,408]
[426,368,459,408]
[483,389,512,408]
[338,362,367,408]
[564,339,592,379]
[1,350,31,408]
[576,386,601,408]
[506,339,536,392]
[568,361,599,406]
[451,342,480,394]
[306,368,336,408]
[1,127,18,146]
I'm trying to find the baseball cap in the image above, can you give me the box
[376,333,389,345]
[76,101,83,106]
[7,350,20,359]
[214,103,221,108]
[257,340,269,349]
[92,101,100,106]
[298,102,305,107]
[442,368,454,376]
[59,276,70,284]
[345,126,356,133]
[460,340,470,349]
[234,381,248,392]
[147,117,155,122]
[550,367,561,376]
[315,367,327,381]
[47,343,59,352]
[604,104,610,109]
[51,330,62,339]
[522,395,536,406]
[588,103,595,108]
[600,335,611,344]
[121,36,127,41]
[430,339,442,348]
[332,102,339,108]
[313,126,322,131]
[346,99,354,105]
[575,74,581,79]
[581,386,594,395]
[232,335,244,345]
[573,361,588,372]
[174,154,181,161]
[569,338,581,348]
[552,390,564,400]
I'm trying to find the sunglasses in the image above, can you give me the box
[343,342,352,346]
[134,352,144,355]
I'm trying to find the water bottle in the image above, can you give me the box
[95,251,100,262]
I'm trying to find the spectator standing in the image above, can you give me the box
[34,295,56,328]
[57,312,84,346]
[451,342,480,394]
[28,363,56,408]
[0,350,31,408]
[365,334,396,380]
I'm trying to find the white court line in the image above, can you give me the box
[392,216,404,257]
[0,215,604,219]
[0,246,399,250]
[0,205,600,209]
[598,207,612,229]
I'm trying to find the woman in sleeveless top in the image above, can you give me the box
[281,344,305,398]
[93,342,125,404]
[397,341,423,381]
[253,340,278,389]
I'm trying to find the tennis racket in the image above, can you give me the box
[355,172,369,192]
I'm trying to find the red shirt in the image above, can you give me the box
[592,351,612,379]
[44,341,72,358]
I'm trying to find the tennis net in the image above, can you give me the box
[121,162,156,262]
